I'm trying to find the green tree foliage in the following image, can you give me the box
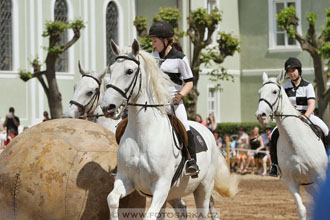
[276,6,330,126]
[19,19,85,119]
[133,7,240,118]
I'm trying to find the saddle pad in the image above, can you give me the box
[190,126,208,153]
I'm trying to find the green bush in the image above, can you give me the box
[216,122,276,137]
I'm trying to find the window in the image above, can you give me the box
[0,0,12,70]
[106,2,118,66]
[54,0,68,72]
[268,0,301,52]
[207,86,220,122]
[207,0,218,13]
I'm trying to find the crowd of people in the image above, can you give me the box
[0,107,50,150]
[194,113,273,176]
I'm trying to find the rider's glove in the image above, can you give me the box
[172,93,183,105]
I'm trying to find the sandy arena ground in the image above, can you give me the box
[147,174,313,220]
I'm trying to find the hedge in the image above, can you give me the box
[216,122,276,137]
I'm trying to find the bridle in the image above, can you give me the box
[106,55,142,105]
[258,81,283,117]
[106,55,170,110]
[69,74,101,118]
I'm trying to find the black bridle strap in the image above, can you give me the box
[258,81,282,114]
[69,74,101,116]
[107,55,141,103]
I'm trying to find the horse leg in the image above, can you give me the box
[107,174,134,220]
[168,199,187,220]
[145,184,170,220]
[209,196,220,220]
[286,182,306,220]
[156,201,167,220]
[193,183,214,219]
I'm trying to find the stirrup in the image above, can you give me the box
[185,159,200,178]
[268,164,279,177]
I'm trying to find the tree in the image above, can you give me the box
[276,6,330,126]
[134,7,240,118]
[19,19,85,119]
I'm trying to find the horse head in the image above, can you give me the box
[100,39,141,119]
[255,71,285,125]
[63,61,107,119]
[101,39,172,119]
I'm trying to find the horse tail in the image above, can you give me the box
[213,152,239,197]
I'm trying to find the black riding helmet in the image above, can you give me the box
[285,57,302,75]
[147,21,174,38]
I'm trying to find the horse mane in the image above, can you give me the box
[138,50,173,106]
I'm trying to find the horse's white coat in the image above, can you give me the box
[256,72,328,220]
[63,63,120,133]
[100,40,238,220]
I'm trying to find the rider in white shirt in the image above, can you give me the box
[268,57,329,177]
[147,21,199,177]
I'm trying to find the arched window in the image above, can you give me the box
[54,0,68,72]
[0,0,12,70]
[106,1,118,66]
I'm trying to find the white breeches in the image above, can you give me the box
[166,101,190,131]
[308,114,329,136]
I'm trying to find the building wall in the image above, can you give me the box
[0,0,137,130]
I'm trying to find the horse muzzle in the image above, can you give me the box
[256,112,269,126]
[102,104,117,118]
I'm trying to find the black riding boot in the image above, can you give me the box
[186,130,200,177]
[268,128,280,177]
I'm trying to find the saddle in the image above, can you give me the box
[115,114,188,147]
[300,117,327,148]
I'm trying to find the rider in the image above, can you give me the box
[268,57,329,177]
[147,21,200,177]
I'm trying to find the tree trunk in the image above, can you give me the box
[311,54,330,127]
[45,60,63,119]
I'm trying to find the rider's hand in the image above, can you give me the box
[298,114,307,121]
[172,93,183,105]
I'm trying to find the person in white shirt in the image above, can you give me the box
[147,21,199,177]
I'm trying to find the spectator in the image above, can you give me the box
[260,125,272,176]
[4,128,16,147]
[194,114,207,126]
[229,135,238,172]
[261,125,272,147]
[246,126,265,175]
[206,113,217,132]
[213,130,224,154]
[237,126,249,147]
[3,107,20,138]
[0,126,6,149]
[237,136,248,174]
[43,111,50,122]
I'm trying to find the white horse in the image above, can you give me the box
[63,61,120,133]
[64,62,190,219]
[256,72,328,220]
[100,39,238,220]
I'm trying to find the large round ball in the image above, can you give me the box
[0,118,145,220]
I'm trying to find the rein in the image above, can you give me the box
[69,74,101,118]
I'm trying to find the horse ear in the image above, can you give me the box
[110,39,119,55]
[78,60,86,75]
[99,65,109,81]
[276,69,285,84]
[262,72,269,83]
[132,39,140,56]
